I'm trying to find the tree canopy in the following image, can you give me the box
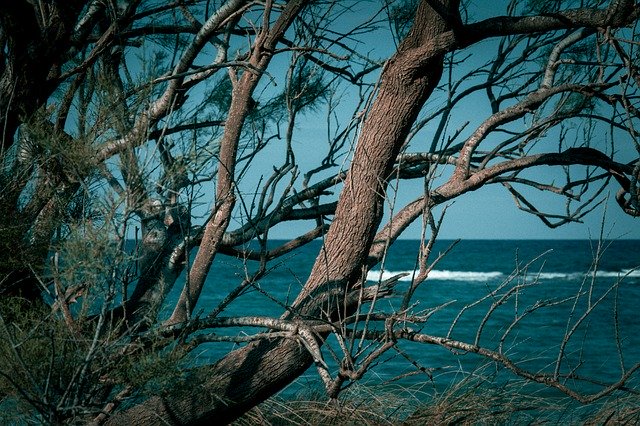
[0,0,639,423]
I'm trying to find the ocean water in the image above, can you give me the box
[181,239,640,402]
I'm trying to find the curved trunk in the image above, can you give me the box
[103,339,313,425]
[104,1,458,424]
[167,0,311,325]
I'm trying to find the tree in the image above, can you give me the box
[0,0,639,423]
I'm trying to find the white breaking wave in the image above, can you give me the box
[598,269,640,278]
[366,270,503,282]
[366,268,640,282]
[526,270,640,280]
[536,272,582,280]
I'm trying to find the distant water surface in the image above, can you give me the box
[171,239,640,399]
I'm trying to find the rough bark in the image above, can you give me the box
[102,338,313,425]
[167,0,312,325]
[294,0,458,305]
[2,0,636,424]
[166,76,253,324]
[105,1,458,424]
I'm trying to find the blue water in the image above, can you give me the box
[173,239,640,402]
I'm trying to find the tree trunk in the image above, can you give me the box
[294,0,459,304]
[104,1,459,424]
[0,0,87,149]
[167,0,311,325]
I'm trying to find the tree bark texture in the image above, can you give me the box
[294,0,458,305]
[105,1,458,424]
[168,0,312,325]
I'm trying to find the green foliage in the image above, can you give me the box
[0,218,173,422]
[21,109,96,183]
[557,91,597,117]
[524,0,602,14]
[0,298,95,423]
[262,59,328,122]
[285,61,328,115]
[52,225,123,306]
[205,75,234,116]
[0,220,32,273]
[386,0,419,43]
[112,343,188,395]
[0,293,187,423]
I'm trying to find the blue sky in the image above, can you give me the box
[260,1,640,240]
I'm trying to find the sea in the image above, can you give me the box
[177,239,640,409]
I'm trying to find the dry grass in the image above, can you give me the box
[234,377,640,426]
[584,395,640,425]
[234,383,410,426]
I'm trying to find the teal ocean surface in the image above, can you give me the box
[172,239,640,400]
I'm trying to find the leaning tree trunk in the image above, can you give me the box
[104,1,458,424]
[0,1,89,300]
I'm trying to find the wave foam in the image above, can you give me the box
[366,270,503,282]
[366,268,640,282]
[598,269,640,278]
